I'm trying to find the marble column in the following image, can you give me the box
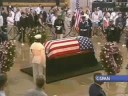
[69,0,95,12]
[69,0,76,12]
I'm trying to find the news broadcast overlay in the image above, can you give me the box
[95,75,128,82]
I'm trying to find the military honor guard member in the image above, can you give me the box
[105,20,117,42]
[30,34,46,83]
[54,15,64,39]
[79,15,91,38]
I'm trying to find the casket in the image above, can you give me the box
[20,36,101,83]
[44,36,101,83]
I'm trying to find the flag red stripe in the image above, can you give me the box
[45,39,80,58]
[50,44,80,52]
[49,49,80,59]
[45,39,76,49]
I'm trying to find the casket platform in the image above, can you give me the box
[21,36,102,83]
[45,36,102,83]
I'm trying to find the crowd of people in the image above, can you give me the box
[0,4,71,41]
[0,4,128,42]
[0,5,128,43]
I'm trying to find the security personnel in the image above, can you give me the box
[79,15,90,37]
[105,20,117,42]
[54,15,64,39]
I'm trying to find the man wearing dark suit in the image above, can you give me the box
[18,12,27,43]
[6,2,14,12]
[27,9,35,28]
[1,8,8,26]
[115,13,124,43]
[89,73,106,96]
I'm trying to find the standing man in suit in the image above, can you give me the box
[115,13,124,43]
[27,9,35,29]
[7,2,14,12]
[18,12,27,43]
[89,73,106,96]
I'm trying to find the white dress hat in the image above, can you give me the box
[34,34,42,39]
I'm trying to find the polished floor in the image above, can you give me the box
[5,33,128,96]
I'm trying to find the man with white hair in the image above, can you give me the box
[30,34,46,83]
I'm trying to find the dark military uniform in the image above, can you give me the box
[115,16,124,43]
[106,24,117,42]
[79,20,90,37]
[54,18,64,34]
[89,83,106,96]
[88,19,92,38]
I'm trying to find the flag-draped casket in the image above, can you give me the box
[44,36,94,59]
[44,36,99,83]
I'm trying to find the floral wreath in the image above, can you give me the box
[0,41,16,73]
[100,42,123,75]
[27,27,47,45]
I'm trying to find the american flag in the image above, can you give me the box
[77,36,94,51]
[44,37,93,59]
[44,38,80,59]
[74,0,81,30]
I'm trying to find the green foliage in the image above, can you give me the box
[0,41,16,73]
[27,27,47,45]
